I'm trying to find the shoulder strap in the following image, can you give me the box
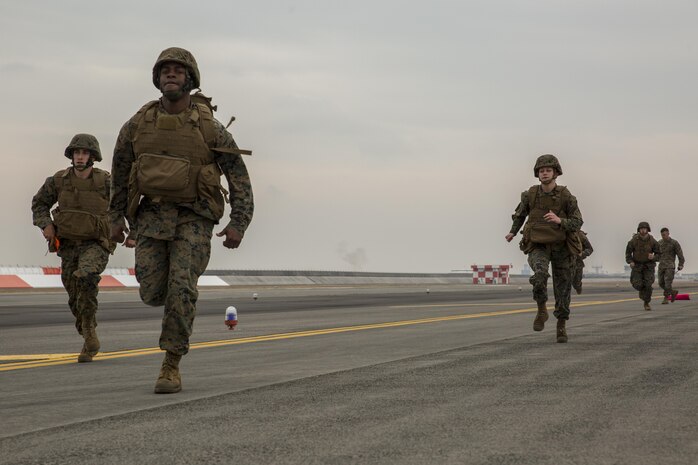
[52,168,72,193]
[557,185,571,211]
[53,168,71,179]
[193,102,217,149]
[191,91,217,112]
[527,186,538,210]
[135,100,159,126]
[91,168,108,193]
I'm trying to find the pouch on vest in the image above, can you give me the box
[567,230,583,257]
[136,153,198,203]
[137,153,191,191]
[53,209,102,240]
[197,163,226,220]
[529,223,566,244]
[519,223,535,254]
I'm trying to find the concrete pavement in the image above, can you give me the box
[1,282,696,464]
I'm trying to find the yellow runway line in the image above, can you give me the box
[0,296,647,373]
[0,354,76,361]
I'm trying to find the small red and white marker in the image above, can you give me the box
[225,306,238,330]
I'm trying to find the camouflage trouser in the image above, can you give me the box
[135,219,213,356]
[571,258,584,292]
[657,267,676,297]
[528,243,573,320]
[630,263,655,303]
[58,240,109,335]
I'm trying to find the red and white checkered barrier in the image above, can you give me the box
[471,264,511,285]
[0,267,228,288]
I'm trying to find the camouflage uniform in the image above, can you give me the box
[625,230,661,304]
[657,237,685,299]
[110,89,253,357]
[511,189,583,320]
[572,231,593,294]
[31,134,113,360]
[32,175,111,334]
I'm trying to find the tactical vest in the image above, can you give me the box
[524,185,570,244]
[631,234,656,263]
[129,101,226,219]
[52,168,110,241]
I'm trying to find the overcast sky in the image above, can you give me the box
[1,0,696,273]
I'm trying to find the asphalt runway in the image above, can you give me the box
[1,281,697,464]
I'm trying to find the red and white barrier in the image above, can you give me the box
[471,264,511,285]
[0,267,227,288]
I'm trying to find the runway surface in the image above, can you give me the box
[1,282,697,464]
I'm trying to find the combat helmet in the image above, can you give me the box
[533,154,562,177]
[64,133,102,162]
[637,221,651,232]
[152,47,200,90]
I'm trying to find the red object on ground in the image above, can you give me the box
[674,293,690,300]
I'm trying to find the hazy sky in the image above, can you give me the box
[1,0,696,273]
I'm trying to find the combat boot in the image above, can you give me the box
[574,284,582,295]
[81,315,100,356]
[556,319,568,343]
[77,343,93,363]
[533,302,548,331]
[671,290,678,303]
[661,297,669,305]
[644,302,651,311]
[154,352,182,394]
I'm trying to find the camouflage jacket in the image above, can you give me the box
[509,185,583,236]
[657,238,685,269]
[625,234,661,265]
[32,175,63,231]
[110,100,254,241]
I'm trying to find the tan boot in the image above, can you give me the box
[644,302,651,311]
[77,343,93,363]
[81,316,100,357]
[154,352,182,394]
[533,302,549,332]
[556,319,568,343]
[671,290,678,303]
[661,297,669,305]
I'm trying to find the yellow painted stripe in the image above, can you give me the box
[391,300,613,309]
[0,296,644,373]
[391,302,536,308]
[0,354,76,361]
